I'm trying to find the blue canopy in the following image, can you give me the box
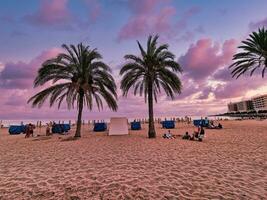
[193,119,209,127]
[9,125,26,135]
[131,121,141,130]
[52,124,71,134]
[93,123,107,132]
[162,120,175,129]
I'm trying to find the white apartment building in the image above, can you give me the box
[252,94,267,111]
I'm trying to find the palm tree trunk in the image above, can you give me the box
[148,80,156,138]
[75,90,84,138]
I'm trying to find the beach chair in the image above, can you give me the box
[93,123,107,132]
[131,121,141,130]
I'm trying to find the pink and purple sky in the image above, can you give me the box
[0,0,267,120]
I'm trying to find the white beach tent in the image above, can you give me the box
[108,117,129,136]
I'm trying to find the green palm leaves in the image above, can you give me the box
[120,35,182,102]
[28,43,117,137]
[120,35,182,138]
[28,37,183,138]
[230,28,267,78]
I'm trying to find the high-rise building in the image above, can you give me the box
[252,94,267,111]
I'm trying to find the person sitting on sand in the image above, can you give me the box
[191,126,205,141]
[197,126,205,141]
[209,120,215,128]
[218,123,223,129]
[163,130,173,139]
[193,126,201,139]
[182,132,191,140]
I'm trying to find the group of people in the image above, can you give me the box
[182,126,205,141]
[162,125,206,142]
[207,121,223,129]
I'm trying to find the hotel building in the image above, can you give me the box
[252,94,267,111]
[227,102,238,112]
[228,94,267,113]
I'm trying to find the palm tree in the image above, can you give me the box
[230,27,267,78]
[120,35,182,138]
[28,43,118,138]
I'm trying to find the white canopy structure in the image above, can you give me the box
[108,117,129,136]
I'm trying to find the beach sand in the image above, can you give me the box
[0,120,266,199]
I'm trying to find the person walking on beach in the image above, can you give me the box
[25,124,30,138]
[46,123,51,136]
[25,123,34,138]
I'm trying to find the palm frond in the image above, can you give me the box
[230,27,267,78]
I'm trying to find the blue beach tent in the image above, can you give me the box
[131,121,141,130]
[52,124,71,134]
[162,120,175,129]
[9,125,26,135]
[93,123,107,132]
[193,119,209,127]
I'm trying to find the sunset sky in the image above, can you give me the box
[0,0,267,120]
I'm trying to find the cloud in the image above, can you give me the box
[249,17,267,31]
[0,15,16,23]
[0,48,61,89]
[118,0,176,41]
[0,62,4,72]
[24,0,72,28]
[213,75,266,99]
[179,38,237,82]
[117,0,201,41]
[23,0,102,30]
[87,0,102,23]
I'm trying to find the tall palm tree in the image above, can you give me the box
[28,43,118,138]
[230,27,267,78]
[120,35,182,138]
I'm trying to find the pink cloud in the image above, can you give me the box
[118,0,201,41]
[128,0,166,14]
[0,48,61,89]
[179,38,237,81]
[24,0,103,30]
[213,75,265,99]
[25,0,71,27]
[118,1,176,41]
[83,0,102,23]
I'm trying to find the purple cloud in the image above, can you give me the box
[23,0,101,30]
[179,38,237,82]
[118,1,176,41]
[249,17,267,31]
[24,0,72,28]
[0,48,61,89]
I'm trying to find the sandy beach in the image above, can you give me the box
[0,120,266,200]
